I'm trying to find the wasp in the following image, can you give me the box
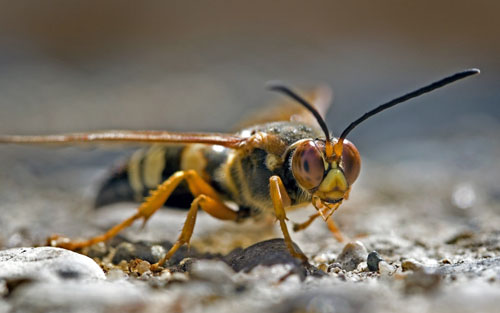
[0,69,479,269]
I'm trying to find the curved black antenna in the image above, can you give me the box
[268,83,331,142]
[338,68,480,141]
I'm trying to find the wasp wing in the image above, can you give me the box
[0,130,245,149]
[236,85,332,129]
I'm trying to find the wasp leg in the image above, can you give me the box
[326,216,345,242]
[293,212,321,232]
[50,170,237,251]
[269,175,308,262]
[151,194,236,270]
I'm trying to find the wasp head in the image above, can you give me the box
[291,138,360,217]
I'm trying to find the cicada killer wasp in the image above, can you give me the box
[0,69,479,269]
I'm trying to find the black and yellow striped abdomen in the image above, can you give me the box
[94,144,230,209]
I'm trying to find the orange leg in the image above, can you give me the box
[151,194,236,270]
[269,175,308,262]
[291,206,345,242]
[326,217,345,242]
[293,212,320,232]
[50,170,238,253]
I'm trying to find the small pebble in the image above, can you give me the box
[318,263,328,272]
[378,261,396,276]
[337,272,346,281]
[106,269,128,281]
[150,245,166,260]
[356,261,368,272]
[158,270,173,281]
[117,260,129,272]
[313,252,336,264]
[171,272,189,282]
[367,251,383,271]
[313,254,329,263]
[129,259,151,275]
[401,259,423,272]
[336,241,368,271]
[329,262,341,268]
[327,263,342,273]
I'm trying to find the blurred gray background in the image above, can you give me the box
[0,0,497,158]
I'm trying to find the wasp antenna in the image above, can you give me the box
[268,83,335,157]
[338,68,480,142]
[268,83,332,146]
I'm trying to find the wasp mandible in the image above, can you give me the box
[0,69,479,269]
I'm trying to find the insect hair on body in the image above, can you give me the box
[0,69,480,268]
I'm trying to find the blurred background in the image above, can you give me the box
[0,0,498,245]
[0,1,497,148]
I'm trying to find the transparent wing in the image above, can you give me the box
[236,85,332,129]
[0,130,245,148]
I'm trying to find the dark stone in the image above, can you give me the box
[111,240,211,267]
[367,251,383,272]
[223,238,324,278]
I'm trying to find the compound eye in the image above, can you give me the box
[292,141,325,190]
[341,140,361,186]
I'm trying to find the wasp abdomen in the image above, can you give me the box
[94,144,230,209]
[95,145,194,209]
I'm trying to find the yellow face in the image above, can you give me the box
[313,163,348,203]
[291,139,361,216]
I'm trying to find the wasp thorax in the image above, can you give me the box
[291,140,325,190]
